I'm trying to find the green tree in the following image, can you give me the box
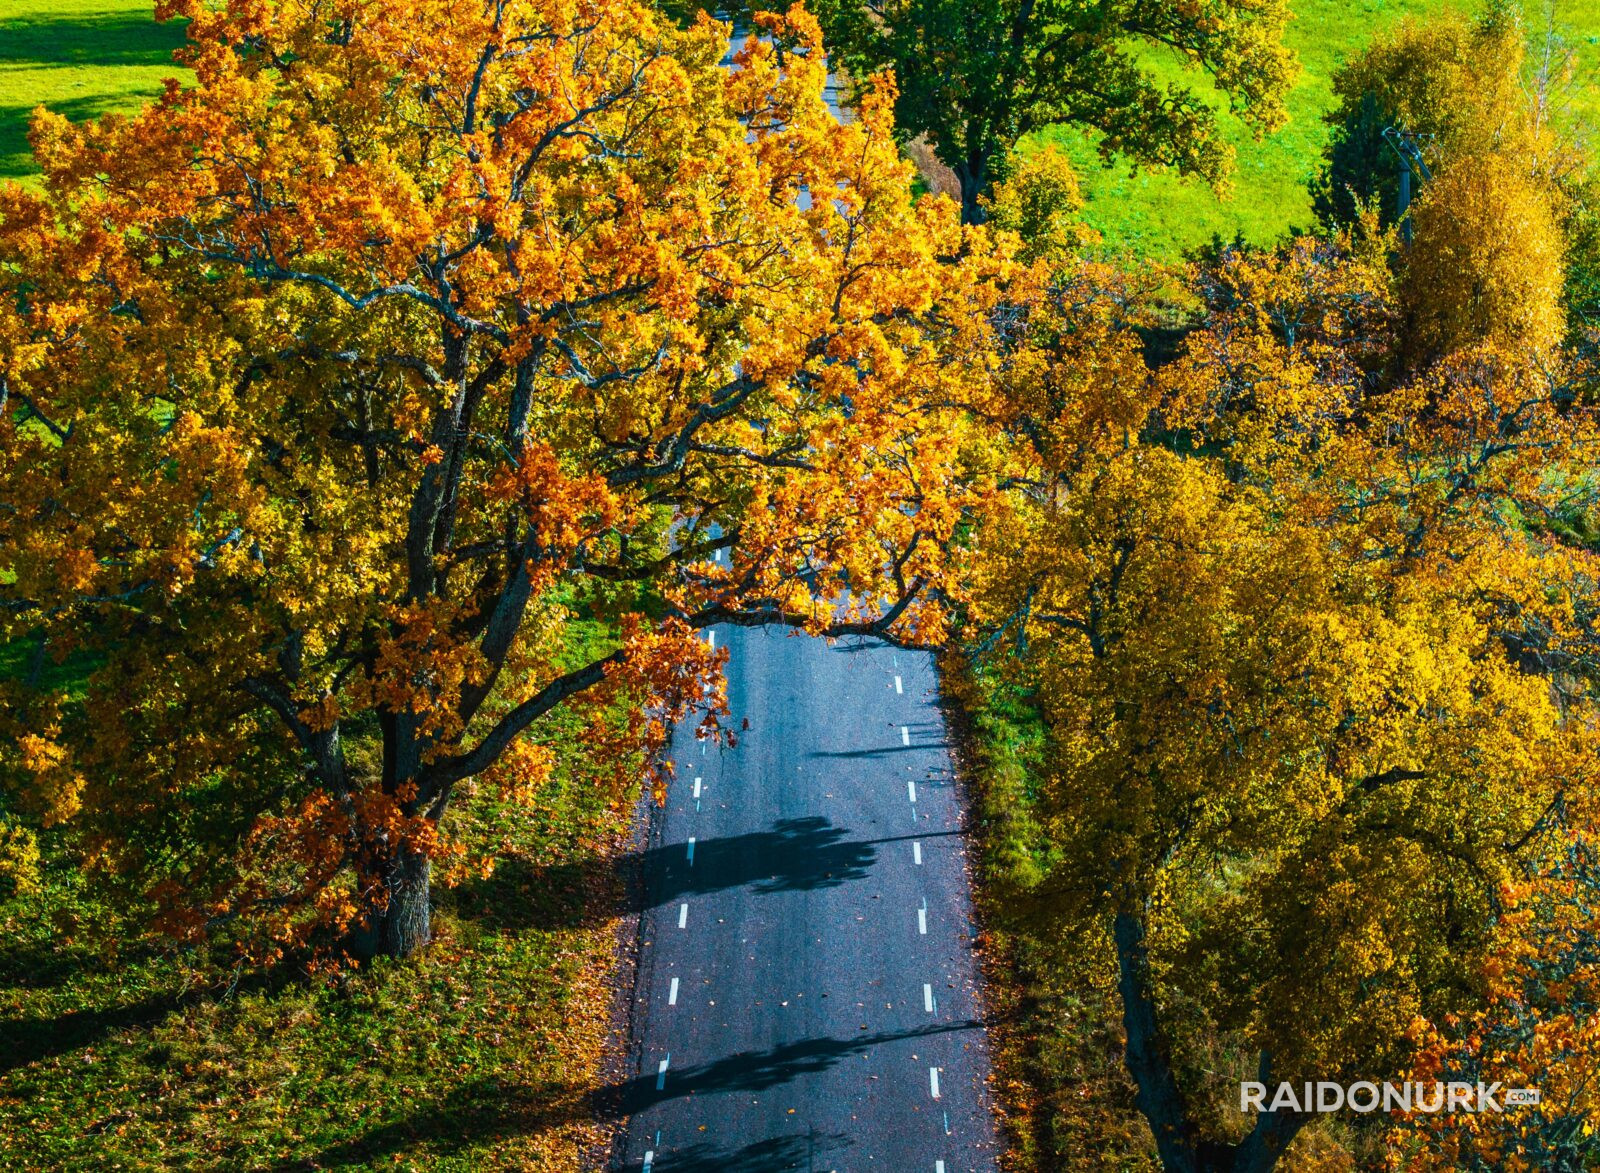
[805,0,1297,223]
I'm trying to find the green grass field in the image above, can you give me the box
[0,0,188,181]
[1030,0,1600,257]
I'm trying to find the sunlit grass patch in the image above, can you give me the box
[0,0,188,182]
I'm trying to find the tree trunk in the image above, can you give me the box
[1229,1107,1310,1173]
[1113,907,1310,1173]
[1115,908,1201,1173]
[349,846,432,960]
[954,149,993,226]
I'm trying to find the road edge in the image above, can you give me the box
[935,651,1030,1171]
[591,724,675,1172]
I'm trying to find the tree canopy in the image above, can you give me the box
[965,217,1600,1167]
[0,0,1010,958]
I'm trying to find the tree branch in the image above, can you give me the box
[425,649,626,787]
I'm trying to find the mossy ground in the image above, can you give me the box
[0,721,638,1171]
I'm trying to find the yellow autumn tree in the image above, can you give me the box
[979,147,1095,266]
[968,235,1600,1172]
[0,0,1011,958]
[1402,154,1567,361]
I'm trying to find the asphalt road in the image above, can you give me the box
[615,620,1001,1171]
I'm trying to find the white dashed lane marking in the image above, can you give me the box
[912,840,922,865]
[657,1057,670,1091]
[686,837,696,865]
[929,1067,941,1099]
[908,779,917,804]
[678,903,689,929]
[918,903,928,935]
[894,675,903,694]
[693,777,702,798]
[900,725,910,746]
[924,983,934,1013]
[668,977,679,1006]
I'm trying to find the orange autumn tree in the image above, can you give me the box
[1389,824,1600,1171]
[0,0,1007,958]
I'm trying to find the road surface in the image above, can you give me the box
[614,621,1001,1171]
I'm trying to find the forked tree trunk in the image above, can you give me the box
[1114,908,1309,1173]
[1115,908,1203,1172]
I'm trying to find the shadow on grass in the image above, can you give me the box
[0,11,188,69]
[0,964,311,1076]
[0,939,297,1075]
[0,996,179,1075]
[280,1077,594,1170]
[1,94,156,180]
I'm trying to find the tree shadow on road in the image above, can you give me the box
[446,816,878,934]
[616,1019,987,1114]
[804,742,950,759]
[827,638,891,654]
[805,720,949,758]
[689,815,877,898]
[635,1130,855,1170]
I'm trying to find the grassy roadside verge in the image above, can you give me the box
[0,631,639,1171]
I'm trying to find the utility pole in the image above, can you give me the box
[1383,127,1435,245]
